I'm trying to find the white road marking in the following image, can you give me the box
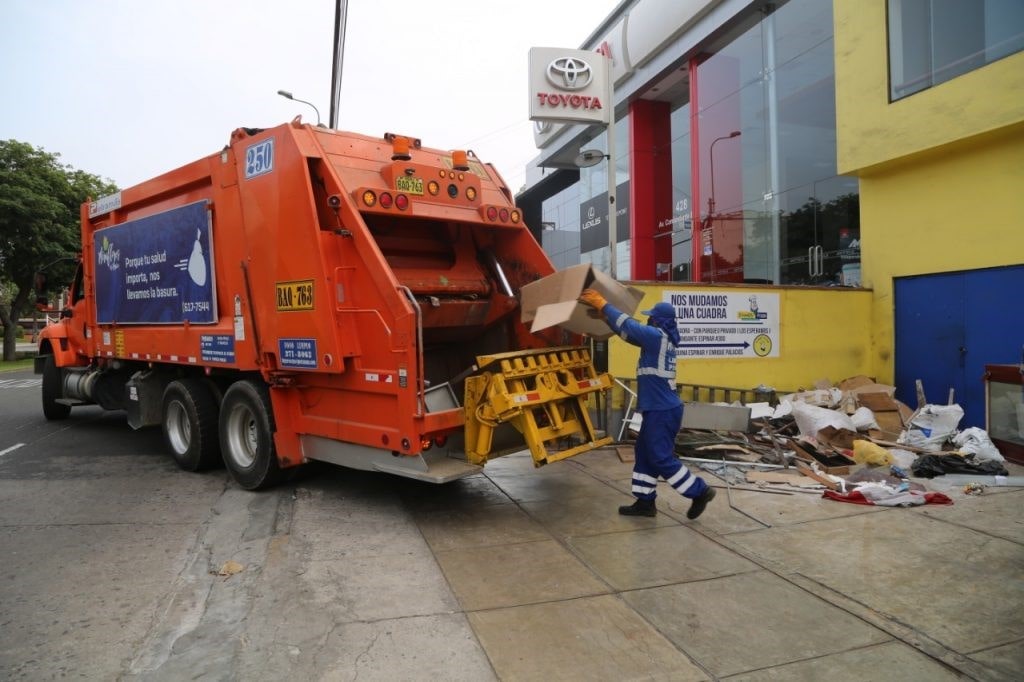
[0,378,42,389]
[0,443,26,457]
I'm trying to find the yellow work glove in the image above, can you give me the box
[578,288,607,310]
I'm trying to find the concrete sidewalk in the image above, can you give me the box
[212,448,1022,680]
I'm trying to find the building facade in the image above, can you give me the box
[518,0,1024,429]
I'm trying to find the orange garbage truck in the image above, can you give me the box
[35,119,612,488]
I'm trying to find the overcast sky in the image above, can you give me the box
[1,0,618,193]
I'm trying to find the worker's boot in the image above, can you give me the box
[686,487,716,520]
[619,498,657,517]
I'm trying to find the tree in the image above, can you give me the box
[0,140,117,360]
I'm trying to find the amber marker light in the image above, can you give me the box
[427,180,440,195]
[510,209,521,223]
[362,190,377,207]
[391,136,411,161]
[465,186,477,201]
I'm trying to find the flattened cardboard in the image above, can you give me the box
[519,263,645,340]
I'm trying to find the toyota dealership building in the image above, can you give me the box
[517,0,1024,432]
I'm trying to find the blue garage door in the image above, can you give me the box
[894,265,1024,429]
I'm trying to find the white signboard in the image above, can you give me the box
[660,290,780,359]
[528,47,609,124]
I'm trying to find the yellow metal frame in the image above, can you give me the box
[463,346,612,466]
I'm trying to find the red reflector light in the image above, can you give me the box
[433,434,448,448]
[486,206,498,221]
[395,194,409,210]
[499,208,510,222]
[379,192,394,208]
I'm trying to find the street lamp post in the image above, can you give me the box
[708,130,741,219]
[277,90,322,126]
[703,130,741,281]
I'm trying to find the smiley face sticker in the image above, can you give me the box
[753,333,773,357]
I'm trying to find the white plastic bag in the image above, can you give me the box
[791,402,856,438]
[899,404,964,452]
[850,406,880,431]
[952,427,1005,463]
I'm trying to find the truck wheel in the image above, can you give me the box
[219,379,283,490]
[162,379,221,471]
[42,355,71,420]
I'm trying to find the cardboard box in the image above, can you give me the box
[519,264,645,339]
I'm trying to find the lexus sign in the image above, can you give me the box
[529,47,610,125]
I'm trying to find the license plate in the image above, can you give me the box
[396,176,424,195]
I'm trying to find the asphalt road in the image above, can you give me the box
[0,368,496,681]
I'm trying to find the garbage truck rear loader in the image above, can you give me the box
[35,120,611,488]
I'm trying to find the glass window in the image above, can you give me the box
[773,38,838,194]
[888,0,1024,100]
[667,103,693,281]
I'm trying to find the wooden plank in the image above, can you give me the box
[745,471,822,488]
[794,461,839,490]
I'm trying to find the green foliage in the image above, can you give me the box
[0,139,117,359]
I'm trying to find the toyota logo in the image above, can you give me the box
[546,57,593,91]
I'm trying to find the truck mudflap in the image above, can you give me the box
[463,346,613,467]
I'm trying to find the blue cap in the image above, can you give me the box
[641,302,676,319]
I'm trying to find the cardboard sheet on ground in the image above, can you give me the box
[520,264,644,340]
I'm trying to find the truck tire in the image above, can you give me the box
[42,355,71,420]
[162,379,221,472]
[219,379,283,490]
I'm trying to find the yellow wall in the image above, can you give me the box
[609,284,874,393]
[834,0,1024,384]
[858,126,1024,382]
[834,0,1024,174]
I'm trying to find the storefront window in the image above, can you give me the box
[541,183,582,270]
[693,0,859,285]
[578,114,631,279]
[666,102,693,281]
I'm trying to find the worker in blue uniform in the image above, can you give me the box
[578,289,716,519]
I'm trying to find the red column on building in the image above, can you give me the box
[628,99,672,281]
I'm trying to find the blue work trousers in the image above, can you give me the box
[632,406,707,501]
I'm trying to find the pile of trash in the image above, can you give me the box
[666,375,1016,506]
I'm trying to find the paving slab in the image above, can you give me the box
[728,511,1024,653]
[967,639,1024,681]
[413,502,551,552]
[396,474,513,511]
[484,466,621,503]
[568,525,760,590]
[915,488,1024,544]
[722,640,963,681]
[434,539,609,611]
[566,447,636,482]
[622,570,891,678]
[313,614,496,682]
[468,595,707,681]
[520,487,679,538]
